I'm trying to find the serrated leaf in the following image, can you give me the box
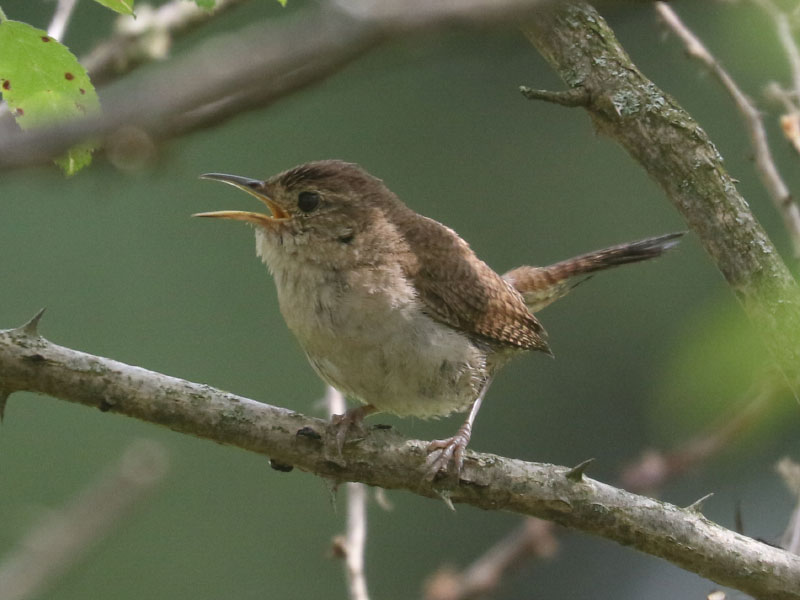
[92,0,135,16]
[0,20,101,175]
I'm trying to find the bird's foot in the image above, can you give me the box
[329,404,376,455]
[425,428,471,480]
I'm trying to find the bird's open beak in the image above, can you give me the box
[193,173,290,226]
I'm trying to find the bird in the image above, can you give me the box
[194,160,682,477]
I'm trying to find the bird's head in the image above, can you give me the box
[195,160,410,271]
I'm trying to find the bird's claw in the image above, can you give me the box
[425,434,469,480]
[329,404,375,456]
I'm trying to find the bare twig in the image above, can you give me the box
[655,2,800,258]
[756,1,800,157]
[82,0,252,86]
[0,321,799,599]
[621,377,777,494]
[519,85,590,106]
[753,0,800,98]
[47,0,78,42]
[0,440,169,600]
[327,387,371,600]
[777,457,800,553]
[342,483,369,600]
[423,518,557,600]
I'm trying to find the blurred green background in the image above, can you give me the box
[1,1,799,598]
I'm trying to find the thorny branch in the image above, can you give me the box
[433,377,780,600]
[0,319,799,600]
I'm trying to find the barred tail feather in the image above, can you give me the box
[503,232,684,313]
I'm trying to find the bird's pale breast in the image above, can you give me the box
[264,241,489,418]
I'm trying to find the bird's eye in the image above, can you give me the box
[297,191,321,213]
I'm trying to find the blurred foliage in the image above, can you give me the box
[652,293,796,445]
[0,18,99,174]
[92,0,135,16]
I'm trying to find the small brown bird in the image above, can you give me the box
[195,160,682,477]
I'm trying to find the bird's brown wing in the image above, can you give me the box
[397,214,550,353]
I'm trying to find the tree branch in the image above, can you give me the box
[423,518,558,600]
[0,320,799,599]
[328,387,371,600]
[0,0,654,172]
[620,376,777,494]
[655,2,800,259]
[522,2,800,393]
[0,440,169,600]
[82,0,253,85]
[47,0,78,42]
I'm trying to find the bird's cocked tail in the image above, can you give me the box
[503,232,684,313]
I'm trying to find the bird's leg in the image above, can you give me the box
[330,403,377,454]
[426,376,493,479]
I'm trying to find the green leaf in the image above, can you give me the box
[92,0,135,16]
[194,0,215,10]
[0,20,101,175]
[276,0,287,6]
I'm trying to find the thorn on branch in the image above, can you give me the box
[685,492,714,514]
[566,458,595,482]
[330,534,347,559]
[269,459,294,472]
[296,425,323,441]
[98,397,116,412]
[0,388,10,423]
[735,500,744,534]
[519,85,590,107]
[435,489,456,512]
[14,308,47,337]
